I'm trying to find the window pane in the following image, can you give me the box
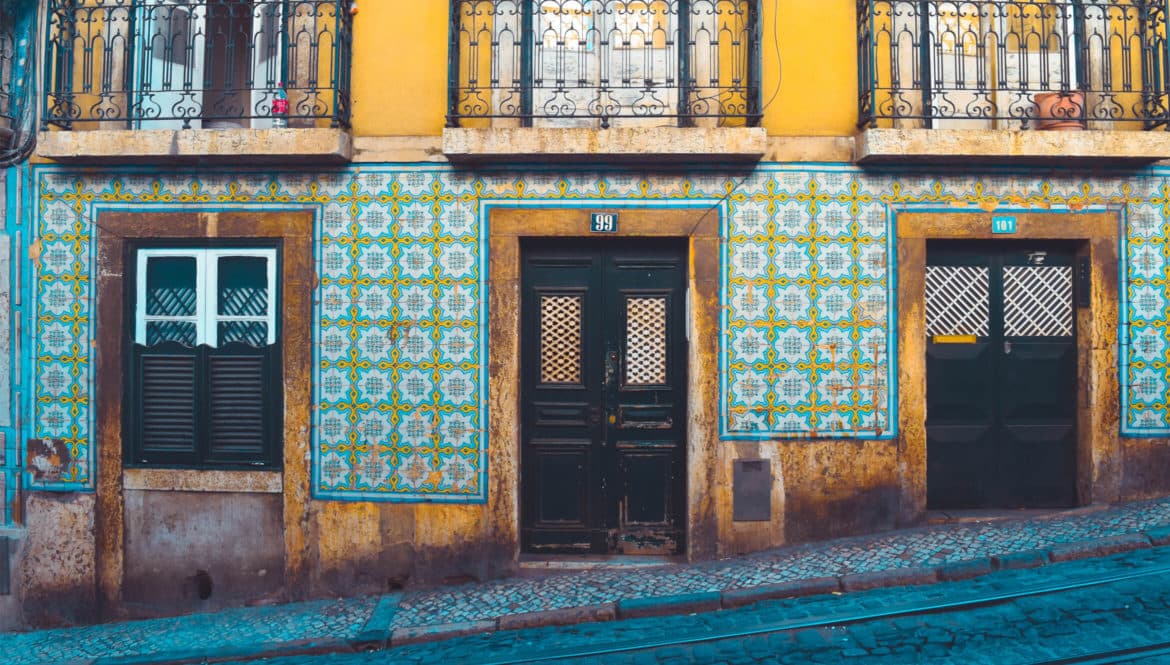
[218,321,269,347]
[146,256,197,316]
[218,256,269,316]
[146,321,197,346]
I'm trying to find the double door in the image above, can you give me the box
[926,242,1078,509]
[521,239,687,554]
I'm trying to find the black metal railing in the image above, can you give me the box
[447,0,761,128]
[858,0,1170,129]
[44,0,352,130]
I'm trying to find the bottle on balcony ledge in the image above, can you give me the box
[272,83,289,129]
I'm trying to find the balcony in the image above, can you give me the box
[856,0,1170,163]
[443,0,766,164]
[39,0,353,164]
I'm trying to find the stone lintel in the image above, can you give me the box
[37,128,353,164]
[443,127,767,164]
[855,128,1170,164]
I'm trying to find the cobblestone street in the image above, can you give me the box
[236,545,1170,664]
[7,498,1170,664]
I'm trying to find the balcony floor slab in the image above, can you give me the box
[855,128,1170,165]
[442,127,767,165]
[37,128,352,165]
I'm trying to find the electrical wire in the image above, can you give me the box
[759,0,782,114]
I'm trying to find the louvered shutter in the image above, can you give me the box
[132,344,200,465]
[206,346,276,464]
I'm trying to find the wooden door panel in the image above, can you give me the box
[522,239,686,555]
[529,443,591,527]
[926,241,1077,509]
[1002,425,1077,506]
[926,424,996,508]
[999,343,1077,421]
[925,342,994,424]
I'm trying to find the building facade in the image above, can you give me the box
[3,0,1170,628]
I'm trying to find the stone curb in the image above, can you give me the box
[992,548,1052,570]
[1048,533,1152,563]
[389,620,496,648]
[497,602,616,631]
[617,591,722,620]
[937,557,994,582]
[720,576,842,609]
[1144,526,1170,546]
[840,566,939,592]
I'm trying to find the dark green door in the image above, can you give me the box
[521,239,687,554]
[926,241,1077,509]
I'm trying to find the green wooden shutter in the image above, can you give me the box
[132,345,200,465]
[205,346,277,465]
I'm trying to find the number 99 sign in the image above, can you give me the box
[590,212,618,233]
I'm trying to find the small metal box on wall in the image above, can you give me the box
[733,458,771,521]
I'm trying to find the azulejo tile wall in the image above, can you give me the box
[27,166,1170,497]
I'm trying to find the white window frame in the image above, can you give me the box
[135,247,278,347]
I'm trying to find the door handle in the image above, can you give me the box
[589,406,601,425]
[1004,340,1012,354]
[604,350,618,388]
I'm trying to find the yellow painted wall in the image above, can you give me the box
[349,0,450,136]
[760,0,858,135]
[347,0,862,138]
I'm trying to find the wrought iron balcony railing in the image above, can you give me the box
[44,0,352,130]
[447,0,762,128]
[858,0,1170,129]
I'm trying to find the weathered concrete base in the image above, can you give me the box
[855,128,1170,164]
[19,492,97,626]
[37,128,352,164]
[122,490,286,613]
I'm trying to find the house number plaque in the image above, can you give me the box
[590,213,618,233]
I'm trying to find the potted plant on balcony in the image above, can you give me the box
[1033,90,1086,130]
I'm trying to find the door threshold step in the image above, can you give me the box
[926,503,1108,525]
[518,554,684,573]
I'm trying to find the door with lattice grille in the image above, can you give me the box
[521,239,687,554]
[926,241,1077,509]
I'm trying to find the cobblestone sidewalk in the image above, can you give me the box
[6,497,1170,665]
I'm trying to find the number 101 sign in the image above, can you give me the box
[590,212,618,233]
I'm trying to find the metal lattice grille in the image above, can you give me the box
[540,295,582,384]
[626,297,667,385]
[926,266,990,336]
[1004,266,1073,337]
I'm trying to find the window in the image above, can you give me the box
[448,0,759,127]
[135,0,283,129]
[127,247,281,468]
[860,0,1165,129]
[43,0,354,130]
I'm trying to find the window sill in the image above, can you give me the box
[854,128,1170,165]
[443,126,766,165]
[123,468,282,494]
[37,127,352,165]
